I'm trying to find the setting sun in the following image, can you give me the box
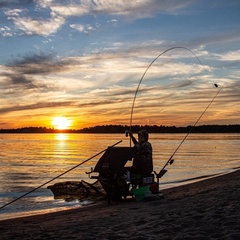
[52,117,72,130]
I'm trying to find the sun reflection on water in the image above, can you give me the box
[55,134,68,141]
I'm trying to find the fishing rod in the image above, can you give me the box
[129,46,208,131]
[0,140,122,210]
[127,46,222,178]
[156,84,223,179]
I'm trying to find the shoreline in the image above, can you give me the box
[1,124,239,134]
[1,169,240,239]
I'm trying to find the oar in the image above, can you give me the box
[0,140,122,210]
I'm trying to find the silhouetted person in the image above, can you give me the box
[127,129,153,176]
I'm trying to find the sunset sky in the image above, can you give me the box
[0,0,239,129]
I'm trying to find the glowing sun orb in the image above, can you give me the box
[52,117,72,130]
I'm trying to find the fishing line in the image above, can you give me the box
[0,140,122,210]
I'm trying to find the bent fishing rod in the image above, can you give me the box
[127,46,222,177]
[0,140,122,210]
[129,46,208,131]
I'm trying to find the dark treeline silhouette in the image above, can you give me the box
[0,124,239,133]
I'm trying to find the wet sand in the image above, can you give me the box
[1,169,240,239]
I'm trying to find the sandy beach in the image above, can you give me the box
[1,169,240,240]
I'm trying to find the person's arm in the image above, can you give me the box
[129,131,138,145]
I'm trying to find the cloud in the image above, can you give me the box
[217,50,240,61]
[0,42,219,100]
[5,73,36,87]
[45,3,89,17]
[3,4,65,36]
[69,23,98,34]
[0,53,72,94]
[0,26,13,37]
[9,53,67,74]
[3,8,23,17]
[88,0,194,18]
[7,43,209,89]
[38,0,194,18]
[2,0,195,37]
[11,14,65,36]
[33,0,195,36]
[0,101,76,114]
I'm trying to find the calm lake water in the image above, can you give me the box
[0,133,239,220]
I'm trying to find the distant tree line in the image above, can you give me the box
[0,124,239,134]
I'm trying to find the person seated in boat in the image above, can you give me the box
[125,129,153,176]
